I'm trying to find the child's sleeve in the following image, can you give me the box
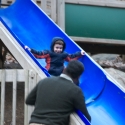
[65,51,83,61]
[31,49,50,59]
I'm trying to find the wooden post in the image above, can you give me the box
[24,70,29,125]
[51,0,56,23]
[1,70,6,125]
[41,0,47,13]
[12,70,17,125]
[27,70,37,123]
[57,0,65,31]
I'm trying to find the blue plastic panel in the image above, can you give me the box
[0,0,125,125]
[87,77,125,125]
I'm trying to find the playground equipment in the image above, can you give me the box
[0,0,125,125]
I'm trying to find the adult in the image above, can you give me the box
[26,60,91,125]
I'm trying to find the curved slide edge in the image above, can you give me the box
[87,76,125,125]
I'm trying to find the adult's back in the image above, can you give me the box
[26,60,91,125]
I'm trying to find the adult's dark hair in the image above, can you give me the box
[64,60,84,79]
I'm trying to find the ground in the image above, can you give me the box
[0,82,24,125]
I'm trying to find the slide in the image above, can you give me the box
[0,0,125,125]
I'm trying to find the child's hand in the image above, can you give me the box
[81,50,85,55]
[25,46,31,51]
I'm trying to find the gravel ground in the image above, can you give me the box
[0,82,24,125]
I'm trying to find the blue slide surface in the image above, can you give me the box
[0,0,125,124]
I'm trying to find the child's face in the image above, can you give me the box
[54,44,63,53]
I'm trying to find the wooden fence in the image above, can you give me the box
[0,69,85,125]
[0,69,38,125]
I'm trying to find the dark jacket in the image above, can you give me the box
[26,76,91,125]
[31,37,82,76]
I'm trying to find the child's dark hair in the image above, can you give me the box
[55,40,64,46]
[64,60,84,79]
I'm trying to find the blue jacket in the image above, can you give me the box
[31,37,82,76]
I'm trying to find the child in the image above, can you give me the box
[25,37,85,76]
